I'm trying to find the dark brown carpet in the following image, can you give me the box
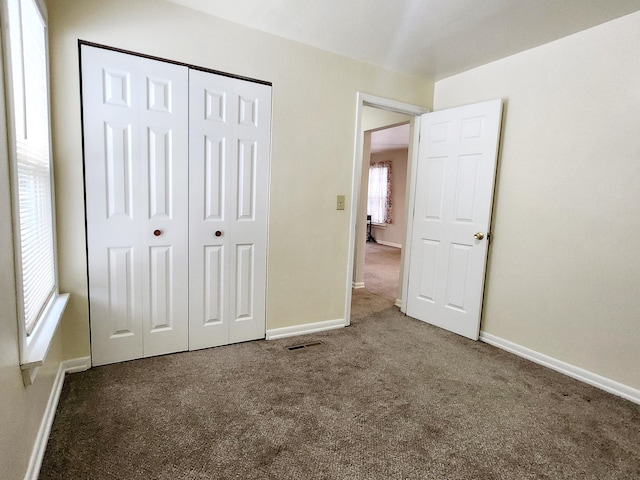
[41,307,640,479]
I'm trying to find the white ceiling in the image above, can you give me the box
[166,0,640,80]
[371,124,411,154]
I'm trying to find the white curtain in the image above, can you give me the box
[367,162,392,224]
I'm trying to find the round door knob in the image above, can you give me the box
[153,229,162,237]
[473,232,484,240]
[215,230,223,237]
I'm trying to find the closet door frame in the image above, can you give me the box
[80,41,272,366]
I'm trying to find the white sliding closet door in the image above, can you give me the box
[83,46,189,366]
[188,70,271,350]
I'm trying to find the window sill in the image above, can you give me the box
[21,293,69,386]
[372,223,387,229]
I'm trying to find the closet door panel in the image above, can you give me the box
[139,56,189,358]
[228,80,271,344]
[83,46,144,366]
[189,70,271,349]
[188,71,235,350]
[83,46,188,365]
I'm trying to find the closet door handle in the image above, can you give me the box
[154,229,162,237]
[215,230,223,237]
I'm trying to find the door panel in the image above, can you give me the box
[83,46,189,365]
[417,239,439,302]
[104,123,133,218]
[405,99,502,340]
[235,244,254,320]
[148,128,172,219]
[189,70,271,350]
[204,136,226,220]
[204,245,225,325]
[148,245,172,330]
[107,247,136,337]
[228,79,270,345]
[84,47,143,365]
[453,155,480,222]
[445,242,472,312]
[237,140,257,220]
[139,55,189,358]
[424,158,446,220]
[188,72,235,350]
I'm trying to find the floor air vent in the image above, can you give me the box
[286,341,324,351]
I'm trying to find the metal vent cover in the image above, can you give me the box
[286,341,324,351]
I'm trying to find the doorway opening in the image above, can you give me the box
[346,94,502,342]
[344,94,429,325]
[352,121,409,319]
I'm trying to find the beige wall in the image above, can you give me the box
[46,0,433,357]
[0,37,64,478]
[361,108,414,132]
[434,11,640,389]
[370,148,408,247]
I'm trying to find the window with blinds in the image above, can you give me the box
[7,0,56,336]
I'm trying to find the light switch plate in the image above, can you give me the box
[336,195,345,210]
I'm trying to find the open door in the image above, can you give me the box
[405,99,502,340]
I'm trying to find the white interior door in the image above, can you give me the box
[405,99,502,340]
[83,46,189,366]
[188,70,271,350]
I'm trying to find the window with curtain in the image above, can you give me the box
[367,161,392,224]
[4,0,68,382]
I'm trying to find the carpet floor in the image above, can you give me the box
[40,244,640,479]
[351,242,401,319]
[41,314,639,479]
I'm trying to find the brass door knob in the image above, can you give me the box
[153,229,162,237]
[473,232,484,240]
[215,230,223,237]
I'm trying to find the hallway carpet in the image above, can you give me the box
[40,307,640,479]
[351,242,401,319]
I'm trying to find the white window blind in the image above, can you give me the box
[7,0,56,335]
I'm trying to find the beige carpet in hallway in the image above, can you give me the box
[351,242,401,319]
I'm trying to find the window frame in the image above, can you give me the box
[1,0,68,385]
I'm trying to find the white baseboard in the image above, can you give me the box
[25,356,91,480]
[266,318,345,340]
[394,299,402,308]
[352,282,365,289]
[376,240,402,248]
[479,332,640,405]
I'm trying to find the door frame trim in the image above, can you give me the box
[345,93,429,325]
